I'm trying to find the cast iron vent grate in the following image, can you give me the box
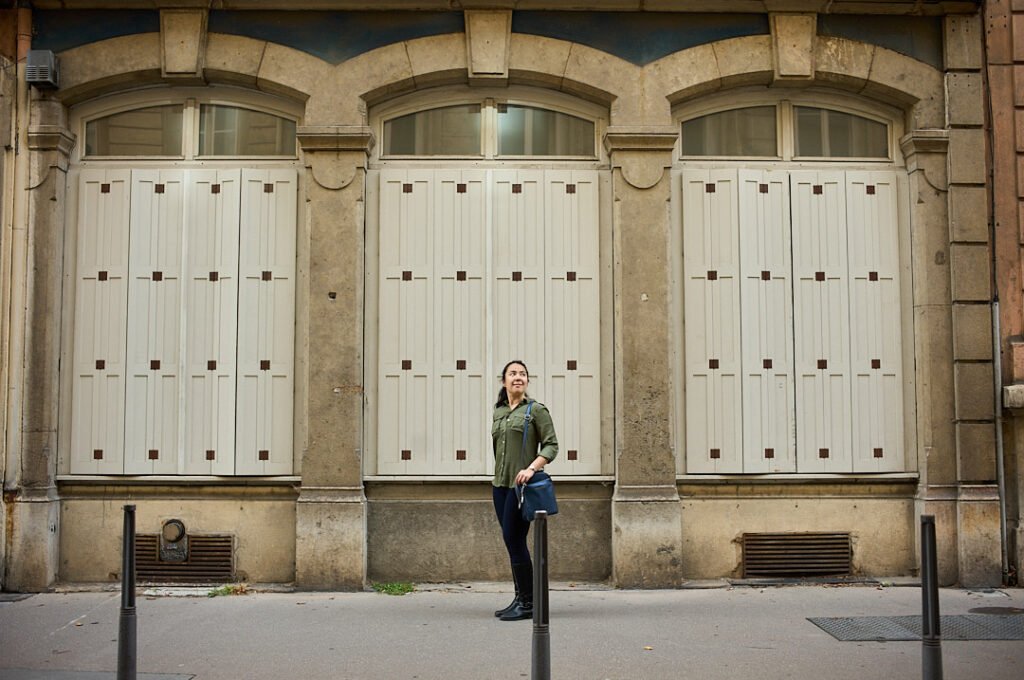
[742,532,851,578]
[135,534,233,584]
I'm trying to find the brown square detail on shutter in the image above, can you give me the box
[567,450,578,461]
[871,359,881,369]
[456,270,466,281]
[709,448,720,459]
[401,449,411,460]
[403,183,413,193]
[866,185,876,195]
[262,270,272,281]
[155,184,165,194]
[211,184,221,194]
[261,360,271,370]
[869,271,879,281]
[101,183,110,194]
[707,270,717,280]
[402,270,412,281]
[457,183,466,193]
[709,358,719,369]
[209,271,219,281]
[152,271,163,281]
[456,450,467,461]
[208,360,217,370]
[567,360,577,370]
[456,360,466,370]
[93,449,103,460]
[763,359,772,369]
[874,447,884,458]
[512,183,522,194]
[148,449,159,460]
[764,448,774,459]
[761,270,771,280]
[759,183,769,193]
[264,183,274,193]
[566,184,576,194]
[206,450,216,460]
[258,450,269,461]
[98,270,108,281]
[96,359,105,370]
[705,183,715,193]
[402,360,412,370]
[815,271,825,281]
[512,271,522,281]
[819,448,829,458]
[813,184,822,194]
[150,360,160,370]
[566,271,576,281]
[817,359,827,369]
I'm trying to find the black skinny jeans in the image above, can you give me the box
[493,485,531,565]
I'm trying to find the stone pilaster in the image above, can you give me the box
[604,127,683,587]
[6,97,74,591]
[294,127,373,589]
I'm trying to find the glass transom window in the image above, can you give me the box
[681,106,777,157]
[199,105,297,157]
[85,104,184,157]
[380,100,598,159]
[794,106,888,158]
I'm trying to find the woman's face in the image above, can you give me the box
[502,363,529,400]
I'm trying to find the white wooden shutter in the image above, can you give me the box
[791,171,852,472]
[70,170,131,474]
[236,169,296,475]
[182,170,240,475]
[543,170,601,475]
[433,170,488,473]
[738,170,796,473]
[378,170,434,474]
[683,169,743,473]
[491,170,546,398]
[125,170,185,474]
[846,171,903,472]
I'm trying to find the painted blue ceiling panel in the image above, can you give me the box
[511,11,770,66]
[817,14,943,69]
[34,10,160,54]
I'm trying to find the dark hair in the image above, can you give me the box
[495,359,529,408]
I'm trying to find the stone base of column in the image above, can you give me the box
[956,484,1003,587]
[611,485,683,588]
[295,487,366,590]
[916,485,959,586]
[5,488,60,592]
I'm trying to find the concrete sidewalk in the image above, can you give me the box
[1,584,1022,680]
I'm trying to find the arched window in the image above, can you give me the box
[377,91,600,159]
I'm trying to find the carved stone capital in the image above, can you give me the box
[298,126,375,191]
[603,127,678,190]
[900,129,949,191]
[27,125,76,181]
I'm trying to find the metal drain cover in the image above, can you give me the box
[809,614,1024,641]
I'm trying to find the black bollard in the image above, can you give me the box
[920,515,943,680]
[531,510,550,680]
[117,504,137,680]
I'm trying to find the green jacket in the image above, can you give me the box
[491,397,559,488]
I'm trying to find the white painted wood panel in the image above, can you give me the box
[738,170,796,473]
[236,169,296,475]
[125,170,185,474]
[791,171,853,473]
[183,170,240,475]
[683,169,743,473]
[70,170,131,474]
[846,171,903,472]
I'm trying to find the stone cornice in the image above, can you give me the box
[297,126,375,153]
[27,125,76,157]
[603,126,679,154]
[899,129,949,157]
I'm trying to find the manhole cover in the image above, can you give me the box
[809,614,1024,641]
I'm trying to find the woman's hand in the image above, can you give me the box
[515,467,536,486]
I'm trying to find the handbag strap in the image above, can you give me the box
[519,401,533,471]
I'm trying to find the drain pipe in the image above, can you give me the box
[992,297,1010,586]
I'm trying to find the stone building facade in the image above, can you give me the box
[0,1,1009,591]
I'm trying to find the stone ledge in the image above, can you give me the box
[297,126,375,152]
[603,126,679,153]
[1003,382,1024,409]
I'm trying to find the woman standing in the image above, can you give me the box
[491,360,558,621]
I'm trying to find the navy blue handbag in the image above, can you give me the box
[516,402,559,522]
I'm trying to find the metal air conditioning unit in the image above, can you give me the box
[25,50,59,89]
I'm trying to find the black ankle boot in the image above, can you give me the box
[500,562,533,621]
[494,567,520,617]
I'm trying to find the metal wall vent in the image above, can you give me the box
[25,50,59,88]
[741,532,852,578]
[135,534,233,584]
